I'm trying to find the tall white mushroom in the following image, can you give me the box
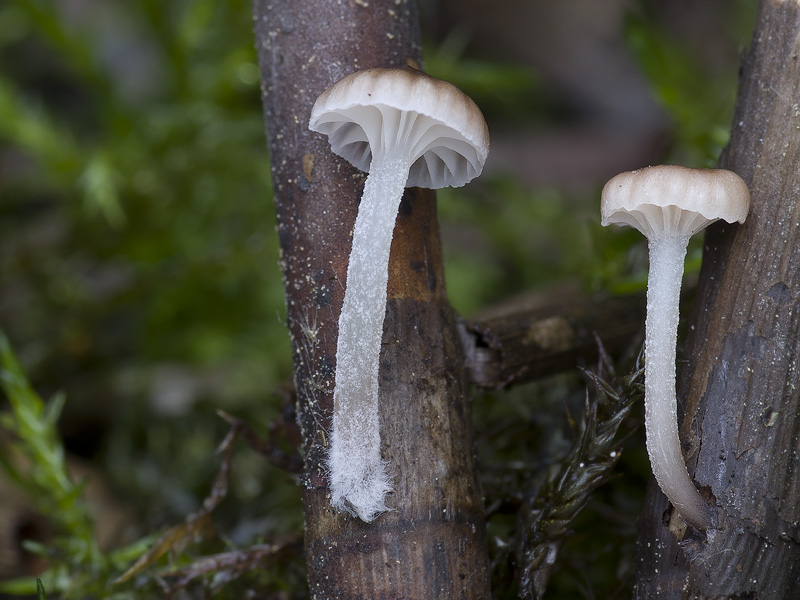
[601,165,749,530]
[309,67,489,521]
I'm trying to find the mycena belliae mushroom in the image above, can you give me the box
[601,165,749,530]
[309,67,489,521]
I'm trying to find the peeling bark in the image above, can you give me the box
[635,2,800,597]
[461,285,646,389]
[252,2,490,597]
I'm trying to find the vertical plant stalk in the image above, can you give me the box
[252,1,491,597]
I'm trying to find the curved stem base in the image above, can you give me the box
[645,235,717,530]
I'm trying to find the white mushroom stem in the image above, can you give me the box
[645,235,716,530]
[329,152,411,522]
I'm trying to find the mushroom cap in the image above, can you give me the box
[601,165,750,238]
[309,67,489,189]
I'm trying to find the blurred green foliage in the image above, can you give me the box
[0,332,101,575]
[1,0,300,596]
[0,0,756,598]
[628,0,757,167]
[429,0,757,313]
[0,333,142,597]
[425,28,545,126]
[0,0,288,379]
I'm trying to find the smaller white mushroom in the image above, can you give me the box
[601,165,749,530]
[309,67,489,522]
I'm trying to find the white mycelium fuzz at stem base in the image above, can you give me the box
[645,235,716,530]
[329,153,410,522]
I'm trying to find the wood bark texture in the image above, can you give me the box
[634,1,800,598]
[252,2,491,598]
[461,285,646,389]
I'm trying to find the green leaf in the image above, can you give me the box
[79,152,127,228]
[37,577,48,600]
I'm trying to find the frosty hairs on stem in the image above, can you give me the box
[601,165,749,530]
[309,68,489,521]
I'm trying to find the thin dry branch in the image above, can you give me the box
[461,285,645,389]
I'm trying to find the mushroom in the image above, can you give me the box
[308,67,489,521]
[601,165,749,530]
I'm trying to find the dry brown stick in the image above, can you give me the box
[252,2,491,598]
[460,284,646,389]
[158,536,303,593]
[634,2,800,598]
